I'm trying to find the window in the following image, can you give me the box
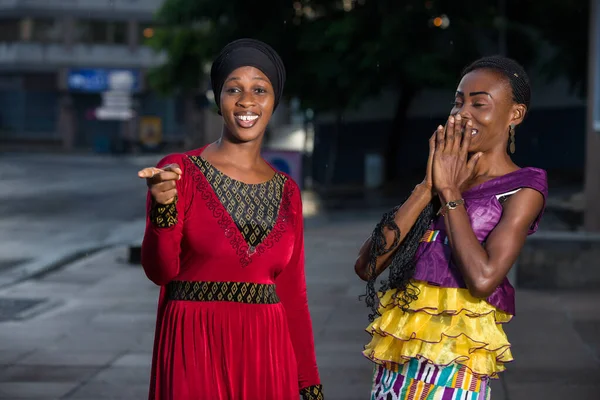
[0,19,20,42]
[110,22,127,44]
[31,18,63,43]
[76,20,108,44]
[76,20,128,44]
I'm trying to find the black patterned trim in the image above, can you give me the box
[300,384,324,400]
[186,155,294,267]
[149,197,178,228]
[167,281,280,304]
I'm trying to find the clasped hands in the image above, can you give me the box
[421,114,482,200]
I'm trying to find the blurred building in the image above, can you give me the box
[0,0,186,152]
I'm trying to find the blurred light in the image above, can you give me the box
[143,28,154,38]
[303,6,316,19]
[205,90,214,101]
[432,14,450,29]
[343,0,353,12]
[294,1,302,16]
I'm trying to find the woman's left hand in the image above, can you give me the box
[432,114,482,195]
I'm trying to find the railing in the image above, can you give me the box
[0,0,163,14]
[0,42,166,68]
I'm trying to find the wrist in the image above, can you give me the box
[438,187,462,203]
[414,183,434,201]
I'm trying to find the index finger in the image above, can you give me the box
[137,167,163,179]
[162,163,183,176]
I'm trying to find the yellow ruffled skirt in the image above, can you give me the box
[363,280,513,378]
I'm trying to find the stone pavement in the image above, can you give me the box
[0,217,598,399]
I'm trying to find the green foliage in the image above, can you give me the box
[508,0,589,98]
[146,0,588,113]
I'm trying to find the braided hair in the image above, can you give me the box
[362,199,436,321]
[461,55,531,112]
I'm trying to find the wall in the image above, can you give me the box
[311,106,586,187]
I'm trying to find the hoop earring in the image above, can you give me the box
[509,124,516,154]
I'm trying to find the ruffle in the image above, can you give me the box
[363,280,513,379]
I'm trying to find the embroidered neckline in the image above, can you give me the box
[197,155,278,186]
[186,155,294,267]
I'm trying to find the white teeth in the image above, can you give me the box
[471,129,479,135]
[236,115,258,121]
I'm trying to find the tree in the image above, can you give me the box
[288,0,512,181]
[147,0,562,183]
[146,0,383,188]
[508,0,589,98]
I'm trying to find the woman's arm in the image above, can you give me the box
[275,185,322,399]
[355,132,437,281]
[439,186,544,297]
[354,183,433,281]
[140,154,187,286]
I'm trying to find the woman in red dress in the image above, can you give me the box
[137,39,323,400]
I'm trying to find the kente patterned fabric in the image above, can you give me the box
[371,358,490,400]
[167,280,280,304]
[420,229,449,245]
[364,280,513,379]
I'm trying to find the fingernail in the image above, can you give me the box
[455,114,461,120]
[438,125,444,130]
[449,116,454,123]
[467,120,472,126]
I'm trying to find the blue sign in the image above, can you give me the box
[262,150,303,189]
[67,68,140,93]
[270,158,292,175]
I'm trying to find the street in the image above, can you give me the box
[0,153,161,288]
[0,153,598,399]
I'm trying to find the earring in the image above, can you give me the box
[509,124,516,154]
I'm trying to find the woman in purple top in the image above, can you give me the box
[354,56,548,399]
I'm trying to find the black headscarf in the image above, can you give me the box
[210,38,286,113]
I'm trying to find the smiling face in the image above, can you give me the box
[220,66,275,144]
[451,69,526,153]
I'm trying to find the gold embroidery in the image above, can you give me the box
[150,197,178,228]
[300,384,324,400]
[189,156,286,247]
[167,281,280,304]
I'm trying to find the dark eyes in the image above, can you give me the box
[451,101,485,107]
[225,87,267,94]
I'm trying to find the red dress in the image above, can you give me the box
[141,146,322,400]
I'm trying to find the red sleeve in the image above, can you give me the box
[141,153,188,286]
[275,184,323,399]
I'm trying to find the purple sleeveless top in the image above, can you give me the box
[412,167,548,315]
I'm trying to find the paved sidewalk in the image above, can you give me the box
[0,218,598,399]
